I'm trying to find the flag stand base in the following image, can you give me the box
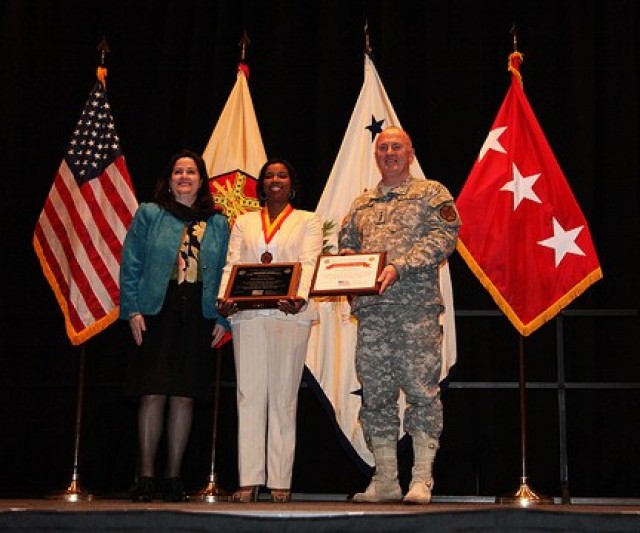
[496,477,553,506]
[46,479,93,502]
[193,476,228,503]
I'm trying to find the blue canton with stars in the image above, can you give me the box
[65,82,122,185]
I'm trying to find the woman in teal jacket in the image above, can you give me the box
[120,150,230,502]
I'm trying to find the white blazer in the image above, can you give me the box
[218,209,323,322]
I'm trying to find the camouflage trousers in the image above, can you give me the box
[355,304,443,446]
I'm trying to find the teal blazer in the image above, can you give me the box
[119,202,230,329]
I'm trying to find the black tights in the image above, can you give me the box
[137,394,194,479]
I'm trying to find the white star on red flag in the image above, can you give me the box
[479,126,508,161]
[538,218,586,267]
[500,163,542,209]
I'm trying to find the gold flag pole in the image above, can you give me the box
[496,27,553,507]
[194,345,228,502]
[47,345,93,502]
[48,39,112,502]
[496,335,553,506]
[195,31,253,503]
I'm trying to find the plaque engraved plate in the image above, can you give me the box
[225,262,301,309]
[310,252,386,296]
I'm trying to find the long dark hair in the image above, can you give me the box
[153,149,215,213]
[256,158,302,208]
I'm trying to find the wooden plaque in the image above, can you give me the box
[225,262,301,309]
[310,252,386,296]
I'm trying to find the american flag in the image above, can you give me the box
[33,79,138,345]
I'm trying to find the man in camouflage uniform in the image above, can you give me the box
[339,126,460,504]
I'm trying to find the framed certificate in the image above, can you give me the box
[224,262,301,309]
[310,252,386,296]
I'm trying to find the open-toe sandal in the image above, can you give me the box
[231,485,259,503]
[270,489,291,503]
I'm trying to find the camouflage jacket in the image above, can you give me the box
[339,177,460,313]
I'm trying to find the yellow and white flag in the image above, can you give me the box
[305,54,457,468]
[204,63,266,227]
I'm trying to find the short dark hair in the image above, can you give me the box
[256,158,302,207]
[153,149,215,212]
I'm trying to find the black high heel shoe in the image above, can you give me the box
[162,477,188,502]
[131,477,155,502]
[230,485,260,503]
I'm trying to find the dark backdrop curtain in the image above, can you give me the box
[1,0,638,498]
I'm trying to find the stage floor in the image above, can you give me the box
[2,496,640,532]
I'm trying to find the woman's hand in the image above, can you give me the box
[217,298,238,317]
[278,298,306,315]
[129,313,146,346]
[210,323,227,349]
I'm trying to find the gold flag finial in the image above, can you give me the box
[510,23,518,52]
[96,37,110,88]
[364,20,373,57]
[239,30,251,62]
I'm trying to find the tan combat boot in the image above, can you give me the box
[352,437,402,503]
[403,433,439,504]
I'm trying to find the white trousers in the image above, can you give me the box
[232,316,311,489]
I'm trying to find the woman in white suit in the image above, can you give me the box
[217,158,322,503]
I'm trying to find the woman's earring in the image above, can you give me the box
[289,190,296,200]
[258,191,267,201]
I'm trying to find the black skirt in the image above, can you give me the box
[124,281,215,401]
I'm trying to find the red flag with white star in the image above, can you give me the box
[456,52,602,336]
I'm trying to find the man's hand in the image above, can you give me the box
[377,264,398,294]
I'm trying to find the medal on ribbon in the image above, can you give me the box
[261,204,294,264]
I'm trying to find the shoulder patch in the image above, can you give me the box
[439,204,458,223]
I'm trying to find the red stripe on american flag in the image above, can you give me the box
[79,178,122,304]
[100,160,136,241]
[55,164,114,321]
[34,222,71,308]
[109,157,137,228]
[38,182,96,333]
